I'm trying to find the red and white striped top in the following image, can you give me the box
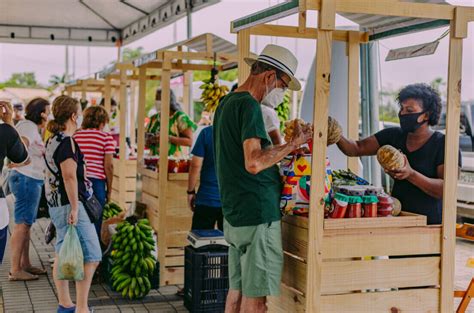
[73,129,116,180]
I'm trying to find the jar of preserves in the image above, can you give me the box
[330,193,349,218]
[378,194,394,217]
[346,196,362,218]
[362,195,378,218]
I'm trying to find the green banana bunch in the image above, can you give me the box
[199,80,229,112]
[109,217,157,300]
[102,202,123,220]
[276,91,291,133]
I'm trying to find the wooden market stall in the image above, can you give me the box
[132,33,242,286]
[232,1,474,312]
[96,62,149,210]
[64,78,117,103]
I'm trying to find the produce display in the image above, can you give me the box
[200,80,229,112]
[143,156,190,173]
[109,217,156,299]
[327,116,342,146]
[102,202,123,220]
[332,169,370,186]
[377,145,405,171]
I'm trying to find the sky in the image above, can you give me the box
[0,0,473,100]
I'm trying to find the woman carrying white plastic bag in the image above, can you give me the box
[45,96,101,313]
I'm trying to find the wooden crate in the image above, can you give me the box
[270,214,442,313]
[140,171,192,286]
[110,159,137,209]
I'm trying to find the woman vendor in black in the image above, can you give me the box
[336,83,460,224]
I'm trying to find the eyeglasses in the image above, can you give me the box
[275,71,290,90]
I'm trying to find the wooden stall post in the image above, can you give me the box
[104,77,112,113]
[183,71,192,116]
[81,80,88,102]
[136,67,147,202]
[118,67,128,209]
[306,1,336,312]
[347,31,361,174]
[157,52,172,286]
[130,80,137,147]
[440,12,466,312]
[237,29,251,84]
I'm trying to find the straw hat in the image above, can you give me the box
[245,44,301,91]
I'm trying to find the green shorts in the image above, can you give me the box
[224,219,283,298]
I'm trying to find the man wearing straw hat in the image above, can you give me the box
[214,44,312,312]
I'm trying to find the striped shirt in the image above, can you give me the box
[73,129,115,180]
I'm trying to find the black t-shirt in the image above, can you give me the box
[374,127,461,225]
[45,133,92,207]
[0,124,28,197]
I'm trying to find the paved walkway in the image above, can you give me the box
[0,216,187,313]
[0,214,473,312]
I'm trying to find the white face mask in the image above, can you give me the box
[76,115,83,129]
[262,88,285,109]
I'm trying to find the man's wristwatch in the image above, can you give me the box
[187,190,196,195]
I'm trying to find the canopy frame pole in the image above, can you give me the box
[347,31,361,174]
[104,77,112,113]
[440,9,466,311]
[117,66,128,209]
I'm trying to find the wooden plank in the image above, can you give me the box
[268,285,305,313]
[307,0,455,20]
[165,255,184,267]
[111,189,135,203]
[182,71,191,115]
[283,221,441,259]
[112,177,136,192]
[112,158,136,177]
[81,79,87,101]
[323,226,441,259]
[320,288,440,313]
[298,0,307,33]
[138,167,158,180]
[441,21,463,313]
[142,175,159,198]
[284,254,440,294]
[168,173,189,181]
[165,217,192,232]
[157,55,172,287]
[248,24,368,42]
[323,213,427,230]
[104,77,112,113]
[205,33,213,55]
[306,24,334,312]
[347,32,360,174]
[129,80,137,147]
[319,0,336,30]
[163,266,184,286]
[166,231,189,247]
[237,29,251,85]
[454,7,469,39]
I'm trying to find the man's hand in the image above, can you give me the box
[289,122,313,148]
[106,191,112,203]
[386,155,414,181]
[187,194,195,212]
[0,101,14,126]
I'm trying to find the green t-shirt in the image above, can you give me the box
[213,91,282,227]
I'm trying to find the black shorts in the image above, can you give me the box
[191,205,223,231]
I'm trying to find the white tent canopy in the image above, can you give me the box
[0,0,219,46]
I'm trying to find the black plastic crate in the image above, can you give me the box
[184,245,229,313]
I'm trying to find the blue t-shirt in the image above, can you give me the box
[191,126,221,208]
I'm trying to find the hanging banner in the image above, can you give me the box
[385,41,439,61]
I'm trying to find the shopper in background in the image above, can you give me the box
[12,103,25,125]
[8,98,50,281]
[0,101,29,264]
[146,89,196,157]
[261,88,284,145]
[74,105,115,236]
[45,95,100,313]
[187,124,223,231]
[214,44,311,313]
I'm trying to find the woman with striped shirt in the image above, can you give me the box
[74,106,115,236]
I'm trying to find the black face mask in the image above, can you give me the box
[399,112,427,133]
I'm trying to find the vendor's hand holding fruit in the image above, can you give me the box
[288,120,313,148]
[385,154,414,181]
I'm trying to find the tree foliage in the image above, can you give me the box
[0,72,39,88]
[122,47,144,62]
[49,74,67,86]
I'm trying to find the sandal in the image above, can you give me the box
[9,271,39,281]
[24,266,47,275]
[57,304,75,313]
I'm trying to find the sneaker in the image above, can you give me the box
[57,304,75,313]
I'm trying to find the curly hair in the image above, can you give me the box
[397,83,442,126]
[25,98,50,125]
[81,105,109,129]
[47,95,80,134]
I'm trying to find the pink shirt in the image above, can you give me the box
[74,129,115,180]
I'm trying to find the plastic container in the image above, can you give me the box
[362,195,379,218]
[364,186,384,196]
[184,245,229,313]
[346,196,362,218]
[330,193,349,218]
[378,194,394,217]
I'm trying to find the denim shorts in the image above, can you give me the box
[49,202,102,263]
[9,170,43,225]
